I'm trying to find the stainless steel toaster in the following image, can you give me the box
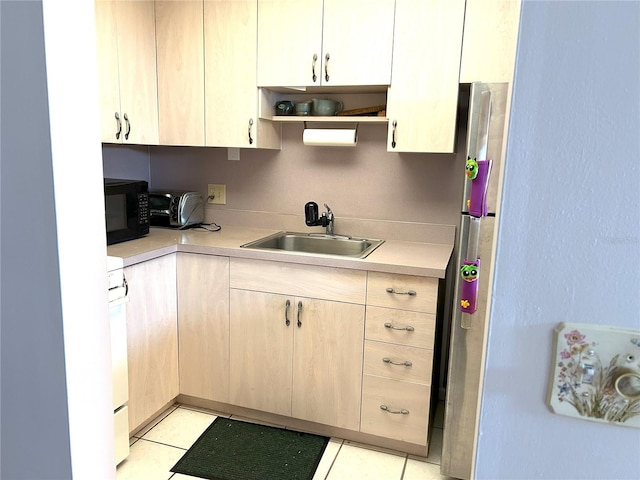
[149,191,204,228]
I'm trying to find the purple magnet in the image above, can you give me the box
[460,259,480,314]
[469,160,492,218]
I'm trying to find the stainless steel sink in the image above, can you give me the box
[241,232,384,259]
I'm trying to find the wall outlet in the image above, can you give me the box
[207,184,226,204]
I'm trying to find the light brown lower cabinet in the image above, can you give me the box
[229,289,365,430]
[125,252,441,452]
[229,289,293,417]
[124,254,178,433]
[177,252,230,403]
[361,271,439,446]
[229,258,366,431]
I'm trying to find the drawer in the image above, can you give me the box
[361,375,430,445]
[364,340,433,385]
[230,258,366,304]
[365,306,435,349]
[114,406,130,465]
[366,272,438,313]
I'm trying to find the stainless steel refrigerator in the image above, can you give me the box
[441,82,510,480]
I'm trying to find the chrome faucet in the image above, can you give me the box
[304,201,334,235]
[322,204,334,235]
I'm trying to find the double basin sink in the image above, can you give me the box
[241,231,384,259]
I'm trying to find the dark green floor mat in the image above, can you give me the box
[171,417,330,480]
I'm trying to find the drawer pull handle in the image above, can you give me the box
[297,300,303,328]
[285,299,291,326]
[383,357,412,367]
[380,405,409,415]
[386,287,416,296]
[384,322,415,332]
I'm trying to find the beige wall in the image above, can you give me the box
[103,114,468,234]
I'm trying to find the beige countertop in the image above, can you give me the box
[107,226,453,278]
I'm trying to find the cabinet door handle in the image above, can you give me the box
[324,53,330,82]
[386,287,416,296]
[285,299,291,326]
[123,113,131,140]
[312,53,318,83]
[248,118,254,145]
[297,300,302,328]
[114,112,122,139]
[380,405,409,415]
[391,120,397,148]
[384,322,415,332]
[383,357,412,367]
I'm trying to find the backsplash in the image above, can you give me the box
[102,145,151,183]
[102,116,468,237]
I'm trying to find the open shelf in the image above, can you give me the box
[270,116,388,124]
[259,88,388,124]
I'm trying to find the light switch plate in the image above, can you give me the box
[547,322,640,428]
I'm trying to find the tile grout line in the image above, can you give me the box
[323,441,344,480]
[399,455,409,480]
[131,404,180,439]
[133,437,189,452]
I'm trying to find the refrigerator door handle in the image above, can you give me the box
[475,91,492,160]
[466,216,481,261]
[459,217,482,327]
[462,88,493,211]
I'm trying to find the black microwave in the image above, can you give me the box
[104,178,150,245]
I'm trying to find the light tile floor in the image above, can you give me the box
[116,402,454,480]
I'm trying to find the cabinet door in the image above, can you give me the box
[459,0,521,83]
[257,0,323,87]
[205,0,279,148]
[177,253,229,403]
[291,298,365,430]
[115,0,159,144]
[156,0,205,146]
[386,0,465,153]
[321,0,394,86]
[229,289,293,416]
[94,0,122,143]
[125,254,178,433]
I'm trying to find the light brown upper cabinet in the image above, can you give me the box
[257,0,395,88]
[205,0,280,148]
[386,0,465,153]
[95,0,159,144]
[460,0,522,83]
[155,1,205,146]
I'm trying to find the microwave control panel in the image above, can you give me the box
[138,192,149,225]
